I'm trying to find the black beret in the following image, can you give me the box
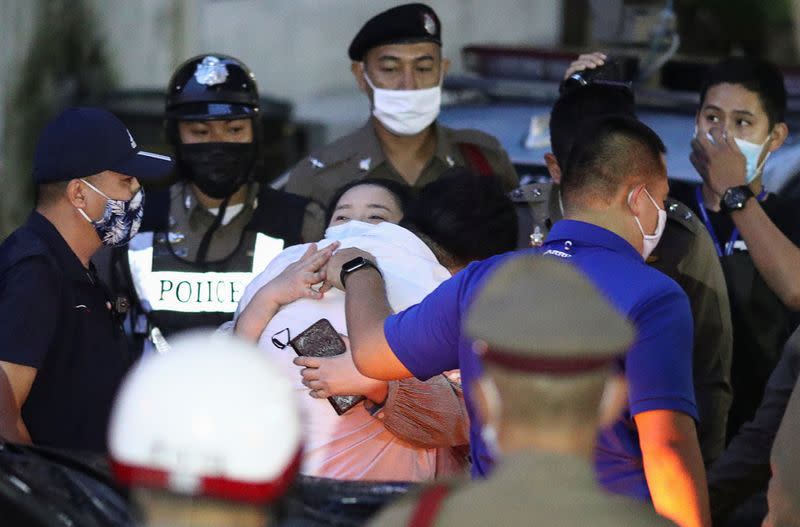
[348,3,442,61]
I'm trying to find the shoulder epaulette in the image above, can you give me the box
[509,182,552,204]
[665,197,700,235]
[448,127,503,151]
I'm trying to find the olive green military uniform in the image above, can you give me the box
[512,182,733,465]
[286,121,519,241]
[369,451,675,527]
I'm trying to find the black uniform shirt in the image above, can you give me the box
[0,212,131,452]
[671,181,800,437]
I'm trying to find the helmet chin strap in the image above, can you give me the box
[195,196,230,265]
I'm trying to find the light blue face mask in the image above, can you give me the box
[694,126,772,183]
[733,135,772,183]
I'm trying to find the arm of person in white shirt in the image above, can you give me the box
[234,242,339,342]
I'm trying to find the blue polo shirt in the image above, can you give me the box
[384,219,696,499]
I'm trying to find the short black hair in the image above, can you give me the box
[35,181,69,207]
[561,116,666,211]
[549,84,636,166]
[403,168,517,266]
[699,57,787,127]
[325,178,413,226]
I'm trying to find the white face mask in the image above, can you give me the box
[629,187,667,260]
[323,219,375,240]
[364,73,441,136]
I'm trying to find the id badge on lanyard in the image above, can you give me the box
[695,186,767,257]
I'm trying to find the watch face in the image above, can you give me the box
[343,257,366,273]
[724,186,751,210]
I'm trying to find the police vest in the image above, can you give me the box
[127,230,283,337]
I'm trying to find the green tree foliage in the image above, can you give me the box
[676,0,793,59]
[2,0,115,239]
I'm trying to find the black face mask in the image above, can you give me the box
[177,142,256,199]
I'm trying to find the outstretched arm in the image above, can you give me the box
[234,242,339,342]
[323,247,413,380]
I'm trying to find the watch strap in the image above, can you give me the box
[340,257,380,288]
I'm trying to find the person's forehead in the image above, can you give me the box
[365,41,441,62]
[702,82,766,115]
[340,184,397,202]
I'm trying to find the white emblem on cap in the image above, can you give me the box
[423,13,436,35]
[359,157,371,171]
[194,56,229,86]
[126,129,137,149]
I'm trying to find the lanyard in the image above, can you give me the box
[695,186,767,257]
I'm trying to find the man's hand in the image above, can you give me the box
[294,336,388,404]
[564,52,607,80]
[321,247,379,292]
[690,127,747,197]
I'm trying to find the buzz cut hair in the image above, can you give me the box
[35,181,70,207]
[561,115,666,212]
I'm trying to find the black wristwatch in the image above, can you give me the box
[720,185,755,213]
[340,256,381,288]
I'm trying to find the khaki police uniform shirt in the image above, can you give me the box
[286,120,519,241]
[166,182,261,263]
[512,182,733,465]
[369,451,676,526]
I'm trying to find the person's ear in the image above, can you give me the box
[441,56,451,77]
[626,184,645,216]
[767,122,789,153]
[351,61,368,94]
[597,373,627,428]
[66,179,87,209]
[544,153,562,184]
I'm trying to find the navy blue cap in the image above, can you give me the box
[348,3,442,61]
[32,107,174,184]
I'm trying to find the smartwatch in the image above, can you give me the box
[340,256,381,288]
[720,185,755,213]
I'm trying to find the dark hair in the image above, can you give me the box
[699,57,787,127]
[35,181,70,207]
[550,84,636,166]
[325,178,413,226]
[403,168,517,266]
[561,116,666,210]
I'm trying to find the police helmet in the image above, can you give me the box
[108,331,302,504]
[165,54,262,145]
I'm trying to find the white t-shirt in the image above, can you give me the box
[235,221,451,481]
